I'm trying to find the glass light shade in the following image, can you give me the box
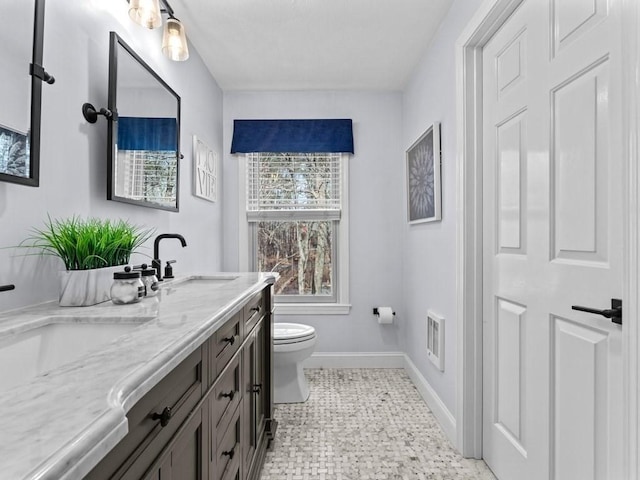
[129,0,162,29]
[162,18,190,61]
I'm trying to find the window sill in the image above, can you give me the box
[274,303,352,315]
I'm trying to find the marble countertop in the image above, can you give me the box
[0,272,275,480]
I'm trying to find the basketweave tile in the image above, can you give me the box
[261,369,495,480]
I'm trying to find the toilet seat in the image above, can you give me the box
[274,333,316,345]
[274,323,316,345]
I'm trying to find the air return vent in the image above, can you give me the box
[426,311,444,371]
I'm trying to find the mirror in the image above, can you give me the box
[0,0,50,187]
[107,32,181,211]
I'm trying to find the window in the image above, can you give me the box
[244,152,349,311]
[115,149,177,206]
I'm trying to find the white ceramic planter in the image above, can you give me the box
[58,265,122,307]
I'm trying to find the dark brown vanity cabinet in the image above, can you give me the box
[86,286,274,480]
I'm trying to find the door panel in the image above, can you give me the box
[497,112,527,253]
[495,298,526,450]
[552,316,612,480]
[552,0,608,55]
[551,58,609,263]
[497,29,526,96]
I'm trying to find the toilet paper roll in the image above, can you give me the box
[377,307,395,324]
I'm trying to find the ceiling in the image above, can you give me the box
[169,0,454,91]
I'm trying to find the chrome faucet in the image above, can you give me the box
[152,234,187,281]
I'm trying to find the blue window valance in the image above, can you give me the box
[118,117,177,151]
[230,119,354,154]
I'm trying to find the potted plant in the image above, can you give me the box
[21,216,154,306]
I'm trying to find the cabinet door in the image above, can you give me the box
[242,319,268,480]
[138,403,209,480]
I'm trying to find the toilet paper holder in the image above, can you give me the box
[372,308,396,316]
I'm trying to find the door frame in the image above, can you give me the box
[454,0,640,478]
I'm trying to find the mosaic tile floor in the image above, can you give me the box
[261,369,496,480]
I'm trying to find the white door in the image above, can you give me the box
[482,1,623,479]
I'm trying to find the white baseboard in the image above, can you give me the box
[304,352,406,369]
[403,354,457,446]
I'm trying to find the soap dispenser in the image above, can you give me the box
[164,260,176,279]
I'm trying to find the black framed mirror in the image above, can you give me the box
[0,0,52,187]
[107,32,181,211]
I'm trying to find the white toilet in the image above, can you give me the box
[273,322,317,404]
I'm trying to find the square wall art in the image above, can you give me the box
[406,122,441,224]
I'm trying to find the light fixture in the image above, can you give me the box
[127,0,189,62]
[128,0,162,29]
[162,16,189,61]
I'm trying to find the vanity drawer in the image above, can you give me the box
[213,313,242,377]
[85,347,205,480]
[214,407,241,480]
[212,353,242,436]
[243,291,265,333]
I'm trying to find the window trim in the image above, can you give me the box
[238,154,350,315]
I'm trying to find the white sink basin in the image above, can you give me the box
[0,316,152,394]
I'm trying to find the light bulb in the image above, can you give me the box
[162,17,189,61]
[129,0,162,29]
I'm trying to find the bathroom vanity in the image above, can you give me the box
[0,273,276,480]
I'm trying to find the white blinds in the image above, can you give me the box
[115,150,177,206]
[246,153,342,220]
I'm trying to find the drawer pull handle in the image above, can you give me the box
[222,335,235,346]
[151,406,172,427]
[221,390,235,401]
[250,306,260,313]
[252,384,262,394]
[222,448,235,460]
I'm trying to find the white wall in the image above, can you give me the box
[401,0,485,414]
[222,91,405,353]
[0,0,224,312]
[220,0,489,422]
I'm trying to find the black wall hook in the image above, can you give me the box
[82,102,113,123]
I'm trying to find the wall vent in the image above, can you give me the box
[426,311,444,371]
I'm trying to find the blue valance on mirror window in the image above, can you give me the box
[118,117,177,151]
[230,119,354,154]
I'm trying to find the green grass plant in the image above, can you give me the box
[21,216,154,270]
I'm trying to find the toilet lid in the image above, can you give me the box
[274,323,316,342]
